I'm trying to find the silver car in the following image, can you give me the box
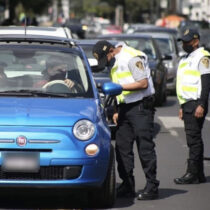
[140,32,180,93]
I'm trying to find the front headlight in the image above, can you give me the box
[73,120,95,141]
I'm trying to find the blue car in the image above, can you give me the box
[0,31,122,208]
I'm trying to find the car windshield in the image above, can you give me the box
[154,38,174,55]
[0,45,93,98]
[124,38,156,59]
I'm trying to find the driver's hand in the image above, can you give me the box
[64,79,75,88]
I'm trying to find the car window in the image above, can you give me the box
[125,38,157,59]
[0,46,93,98]
[81,45,95,59]
[155,38,174,55]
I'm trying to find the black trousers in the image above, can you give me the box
[182,101,207,162]
[115,97,159,189]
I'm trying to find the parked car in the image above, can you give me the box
[0,28,122,208]
[140,32,180,93]
[199,29,210,51]
[101,24,122,35]
[133,25,179,37]
[0,26,73,39]
[97,33,168,106]
[125,23,160,34]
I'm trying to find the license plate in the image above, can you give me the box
[2,152,40,173]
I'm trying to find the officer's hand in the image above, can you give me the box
[194,105,204,118]
[113,113,118,125]
[64,79,75,88]
[179,108,183,120]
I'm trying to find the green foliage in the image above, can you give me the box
[5,0,153,23]
[19,0,51,14]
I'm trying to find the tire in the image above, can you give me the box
[88,145,116,208]
[155,80,167,107]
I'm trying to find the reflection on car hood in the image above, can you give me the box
[0,98,98,126]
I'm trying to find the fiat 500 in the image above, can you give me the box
[0,33,121,208]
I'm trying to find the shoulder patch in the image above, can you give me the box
[136,61,144,70]
[201,57,209,68]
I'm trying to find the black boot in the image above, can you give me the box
[198,161,206,183]
[174,160,199,184]
[137,183,159,200]
[117,176,135,198]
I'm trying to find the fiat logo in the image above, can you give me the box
[16,136,27,147]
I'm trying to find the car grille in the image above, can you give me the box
[0,166,82,180]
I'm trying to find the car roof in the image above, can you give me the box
[136,32,173,38]
[97,33,153,39]
[0,33,77,49]
[74,39,120,46]
[134,26,178,35]
[0,26,73,39]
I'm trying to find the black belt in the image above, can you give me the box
[119,95,154,106]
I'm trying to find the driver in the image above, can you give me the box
[34,60,81,92]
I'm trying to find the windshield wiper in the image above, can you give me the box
[0,90,73,98]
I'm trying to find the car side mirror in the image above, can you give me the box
[102,82,122,96]
[101,82,122,109]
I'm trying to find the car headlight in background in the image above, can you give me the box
[82,25,88,31]
[73,120,95,140]
[164,61,173,69]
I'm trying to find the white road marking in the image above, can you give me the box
[157,116,184,137]
[157,116,210,149]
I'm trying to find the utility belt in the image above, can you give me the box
[118,95,155,110]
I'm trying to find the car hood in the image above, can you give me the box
[0,98,98,126]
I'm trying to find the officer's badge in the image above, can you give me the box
[201,57,209,68]
[136,61,144,70]
[184,29,189,36]
[93,52,99,60]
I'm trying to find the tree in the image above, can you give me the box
[98,0,151,23]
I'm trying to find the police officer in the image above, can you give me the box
[175,28,210,184]
[92,40,159,200]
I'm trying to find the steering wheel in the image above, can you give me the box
[42,80,76,93]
